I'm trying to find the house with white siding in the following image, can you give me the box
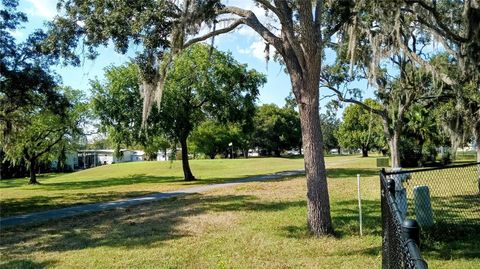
[77,149,147,168]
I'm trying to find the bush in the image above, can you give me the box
[399,137,422,167]
[420,142,438,165]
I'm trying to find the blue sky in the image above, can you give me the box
[12,0,374,113]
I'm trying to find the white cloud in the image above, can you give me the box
[237,39,276,61]
[25,0,57,19]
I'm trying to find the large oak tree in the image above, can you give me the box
[44,0,357,235]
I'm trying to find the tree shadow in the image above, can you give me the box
[0,259,55,269]
[331,199,382,238]
[39,174,182,191]
[1,193,308,256]
[279,225,309,239]
[421,222,480,260]
[0,191,154,217]
[333,246,382,257]
[409,194,480,260]
[0,172,304,218]
[273,199,382,240]
[326,168,378,179]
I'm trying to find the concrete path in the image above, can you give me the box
[0,170,304,228]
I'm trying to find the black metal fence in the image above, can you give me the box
[381,171,428,269]
[381,162,480,269]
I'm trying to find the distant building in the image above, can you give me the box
[248,148,260,157]
[156,149,172,161]
[77,149,146,168]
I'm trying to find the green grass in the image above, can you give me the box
[454,151,477,162]
[0,156,362,217]
[0,156,477,268]
[0,157,295,217]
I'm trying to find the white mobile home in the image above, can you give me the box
[77,149,146,168]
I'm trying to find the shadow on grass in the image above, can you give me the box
[274,199,382,241]
[327,168,378,179]
[0,193,308,256]
[427,194,480,224]
[421,222,480,260]
[332,199,382,238]
[0,259,55,269]
[0,173,304,218]
[0,191,153,218]
[418,194,480,260]
[39,174,182,190]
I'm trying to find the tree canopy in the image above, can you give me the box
[337,99,385,157]
[252,104,301,156]
[2,87,88,184]
[159,44,265,180]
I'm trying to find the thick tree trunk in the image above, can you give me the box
[361,147,369,157]
[298,86,334,236]
[179,137,195,181]
[29,158,38,184]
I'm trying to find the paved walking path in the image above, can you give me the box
[0,170,305,228]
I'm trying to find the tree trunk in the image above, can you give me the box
[179,136,195,181]
[297,84,334,236]
[382,118,401,169]
[361,147,369,157]
[389,132,401,168]
[29,158,38,184]
[475,122,480,163]
[0,147,3,180]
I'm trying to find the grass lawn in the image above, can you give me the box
[0,156,364,217]
[1,156,477,268]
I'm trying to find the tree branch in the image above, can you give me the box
[320,82,385,116]
[396,27,455,85]
[273,0,307,73]
[33,132,65,159]
[404,0,469,43]
[183,19,245,48]
[221,6,284,52]
[254,0,282,20]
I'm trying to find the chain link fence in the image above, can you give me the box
[381,171,428,269]
[381,162,480,269]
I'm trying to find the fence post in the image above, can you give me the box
[402,219,420,247]
[387,178,396,198]
[402,219,428,268]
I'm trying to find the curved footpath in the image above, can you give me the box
[0,170,305,228]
